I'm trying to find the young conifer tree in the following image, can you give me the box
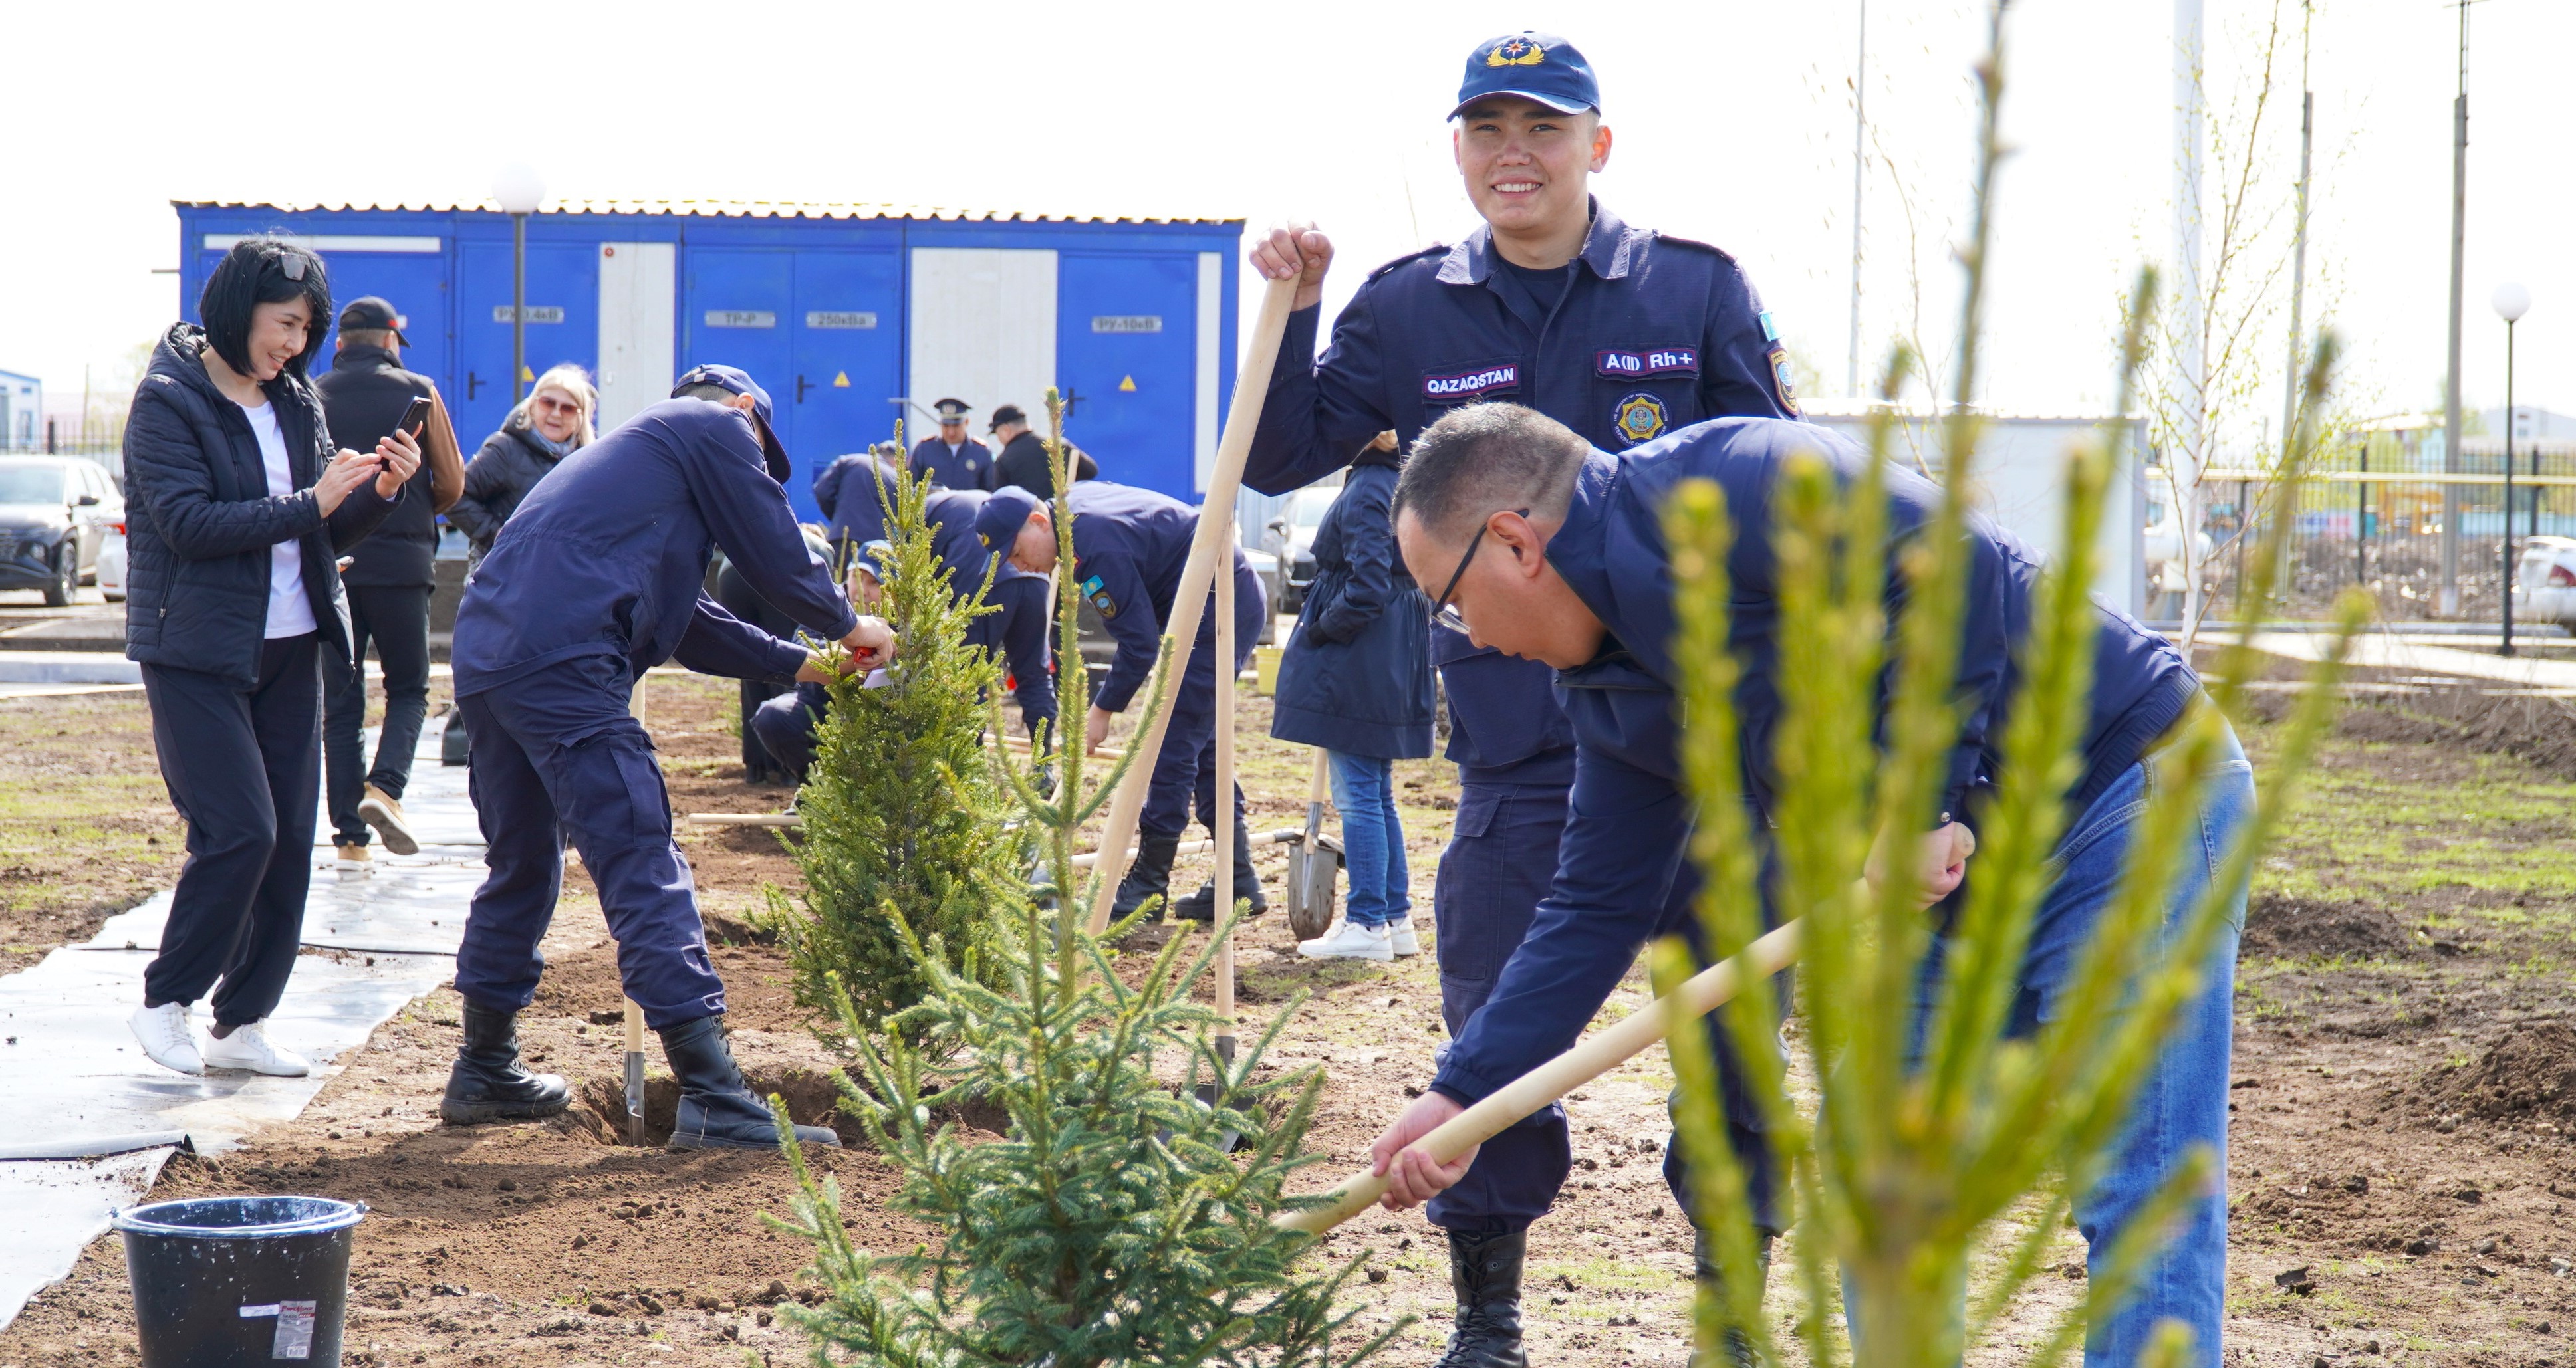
[767,449,1017,1030]
[769,394,1400,1368]
[1656,9,2365,1368]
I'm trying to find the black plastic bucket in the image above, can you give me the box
[113,1195,364,1365]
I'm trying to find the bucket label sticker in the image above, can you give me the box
[239,1304,280,1317]
[272,1300,317,1359]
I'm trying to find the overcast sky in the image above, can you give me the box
[5,0,2568,456]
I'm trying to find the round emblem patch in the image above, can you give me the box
[1613,392,1669,446]
[1768,348,1801,417]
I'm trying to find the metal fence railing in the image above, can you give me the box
[2174,438,2576,625]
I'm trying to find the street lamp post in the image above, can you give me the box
[492,164,547,403]
[2493,281,2531,657]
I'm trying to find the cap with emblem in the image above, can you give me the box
[932,398,972,424]
[337,296,410,345]
[672,363,792,479]
[975,487,1045,548]
[1451,32,1599,119]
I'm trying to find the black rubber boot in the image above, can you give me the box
[1172,822,1270,923]
[1112,833,1182,922]
[1686,1227,1776,1368]
[659,1015,842,1151]
[440,1000,572,1125]
[1434,1228,1528,1368]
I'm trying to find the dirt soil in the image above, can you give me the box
[7,665,2576,1366]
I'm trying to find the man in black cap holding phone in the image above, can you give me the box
[314,296,465,870]
[908,398,994,490]
[440,363,894,1150]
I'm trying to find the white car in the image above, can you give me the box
[2514,536,2576,629]
[97,522,126,602]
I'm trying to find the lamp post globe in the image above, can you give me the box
[2492,282,2530,655]
[492,165,546,403]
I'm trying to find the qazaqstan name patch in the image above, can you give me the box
[1422,364,1521,400]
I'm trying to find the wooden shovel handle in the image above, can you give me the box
[1274,920,1803,1235]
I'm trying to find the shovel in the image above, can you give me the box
[1280,748,1342,942]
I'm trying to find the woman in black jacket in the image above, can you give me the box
[444,363,596,574]
[123,237,416,1078]
[1268,432,1435,960]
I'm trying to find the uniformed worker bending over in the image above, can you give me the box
[1245,31,1798,1365]
[1374,405,2244,1368]
[975,483,1267,921]
[442,364,894,1150]
[812,442,908,554]
[753,499,1057,780]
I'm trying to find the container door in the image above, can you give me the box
[596,242,677,435]
[307,251,451,408]
[680,247,796,451]
[908,247,1058,456]
[1055,253,1198,499]
[456,239,600,447]
[785,250,903,519]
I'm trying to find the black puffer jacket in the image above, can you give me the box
[121,324,400,687]
[1267,457,1434,760]
[444,419,569,570]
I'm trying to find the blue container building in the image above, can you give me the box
[172,201,1245,522]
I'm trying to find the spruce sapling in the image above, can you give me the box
[767,391,1402,1368]
[765,447,1017,1031]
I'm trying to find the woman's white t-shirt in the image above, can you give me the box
[239,400,318,639]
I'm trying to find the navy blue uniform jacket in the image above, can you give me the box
[914,489,1055,730]
[453,398,858,699]
[1432,418,2201,1107]
[1057,479,1247,715]
[910,435,996,492]
[812,453,902,546]
[1245,201,1795,786]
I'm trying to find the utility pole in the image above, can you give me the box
[2281,3,2313,461]
[1846,0,1867,399]
[2174,0,2208,635]
[2440,0,2479,616]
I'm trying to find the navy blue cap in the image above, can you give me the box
[672,364,791,481]
[975,487,1045,549]
[1450,33,1599,119]
[852,539,894,582]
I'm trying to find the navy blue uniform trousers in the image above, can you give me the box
[1429,778,1783,1234]
[751,682,831,780]
[1428,780,1575,1234]
[1139,561,1267,839]
[453,653,726,1030]
[140,633,322,1026]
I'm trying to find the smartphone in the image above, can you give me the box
[396,396,433,439]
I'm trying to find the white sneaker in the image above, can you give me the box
[201,1020,309,1077]
[1297,921,1394,963]
[130,1002,203,1076]
[1386,918,1422,957]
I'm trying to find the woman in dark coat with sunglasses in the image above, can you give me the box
[123,237,418,1078]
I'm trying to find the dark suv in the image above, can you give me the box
[0,458,123,606]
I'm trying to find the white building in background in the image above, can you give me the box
[0,372,38,451]
[2484,407,2575,443]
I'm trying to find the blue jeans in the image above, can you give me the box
[1327,751,1410,929]
[1848,723,2252,1368]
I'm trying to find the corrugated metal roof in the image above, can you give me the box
[174,198,1241,226]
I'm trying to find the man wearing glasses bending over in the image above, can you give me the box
[1244,29,1798,1368]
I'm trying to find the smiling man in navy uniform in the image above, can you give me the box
[1245,31,1799,1368]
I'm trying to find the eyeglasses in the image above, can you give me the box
[1429,508,1527,636]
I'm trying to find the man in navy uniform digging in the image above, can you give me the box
[440,364,894,1149]
[1244,31,1797,1366]
[1371,405,2241,1368]
[976,483,1267,921]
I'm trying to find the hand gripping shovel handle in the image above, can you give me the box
[1274,919,1802,1235]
